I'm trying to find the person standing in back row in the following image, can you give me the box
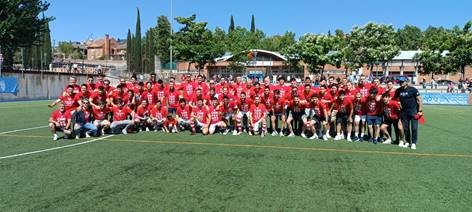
[394,77,423,150]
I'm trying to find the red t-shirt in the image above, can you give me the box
[332,98,353,114]
[235,98,253,112]
[249,103,267,122]
[135,105,151,119]
[164,118,177,127]
[383,100,401,120]
[92,106,110,121]
[208,106,223,124]
[112,106,133,121]
[288,101,306,113]
[166,89,180,109]
[193,106,209,123]
[357,83,371,98]
[309,101,327,118]
[181,82,196,96]
[176,105,192,120]
[353,98,367,116]
[90,91,107,105]
[151,106,168,121]
[365,97,382,116]
[59,94,79,111]
[50,110,71,127]
[141,90,157,106]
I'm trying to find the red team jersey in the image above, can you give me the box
[92,106,110,121]
[112,106,133,121]
[151,106,168,121]
[249,103,267,122]
[209,106,223,124]
[50,110,71,127]
[193,106,209,123]
[353,98,367,116]
[332,98,353,114]
[235,98,254,112]
[135,105,151,119]
[60,94,79,111]
[383,100,401,120]
[309,101,327,118]
[176,105,192,120]
[365,97,382,116]
[166,89,180,109]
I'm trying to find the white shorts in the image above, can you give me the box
[252,118,265,132]
[354,115,366,122]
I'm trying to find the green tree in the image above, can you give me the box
[395,25,423,50]
[448,21,472,80]
[291,34,337,76]
[154,15,171,66]
[414,26,454,77]
[126,29,133,72]
[42,21,52,67]
[134,8,142,72]
[0,0,53,69]
[229,15,235,33]
[58,41,75,59]
[346,22,400,76]
[144,29,156,73]
[250,15,256,33]
[174,14,225,74]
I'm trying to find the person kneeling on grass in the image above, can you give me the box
[49,103,72,140]
[92,101,111,135]
[190,98,211,135]
[134,99,153,132]
[110,99,134,135]
[380,93,406,146]
[163,114,178,133]
[208,97,227,135]
[248,96,267,137]
[331,91,354,141]
[72,99,98,138]
[150,100,168,132]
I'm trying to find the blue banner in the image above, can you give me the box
[0,77,19,94]
[421,93,469,105]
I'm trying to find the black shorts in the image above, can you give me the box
[383,118,400,126]
[336,114,349,124]
[269,111,283,118]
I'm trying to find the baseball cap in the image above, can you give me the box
[398,77,409,83]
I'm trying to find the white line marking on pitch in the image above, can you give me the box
[0,125,49,135]
[0,135,114,160]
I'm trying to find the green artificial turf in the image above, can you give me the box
[0,101,471,211]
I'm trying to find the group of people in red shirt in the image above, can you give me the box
[48,73,410,148]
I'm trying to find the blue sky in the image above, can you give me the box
[47,0,472,43]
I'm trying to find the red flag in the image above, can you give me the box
[414,114,425,125]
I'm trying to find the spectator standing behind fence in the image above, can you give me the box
[394,77,423,150]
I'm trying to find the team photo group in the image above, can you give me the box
[48,73,423,149]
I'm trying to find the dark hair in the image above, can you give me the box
[338,90,346,96]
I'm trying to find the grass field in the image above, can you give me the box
[1,100,472,211]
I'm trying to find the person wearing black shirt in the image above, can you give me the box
[394,78,423,150]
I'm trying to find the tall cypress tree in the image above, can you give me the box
[229,15,235,33]
[126,29,132,72]
[135,8,142,73]
[250,14,255,33]
[42,21,52,68]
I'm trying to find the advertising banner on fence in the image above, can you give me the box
[421,93,469,105]
[0,77,19,94]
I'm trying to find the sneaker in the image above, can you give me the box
[322,135,328,141]
[261,132,265,138]
[101,129,105,135]
[146,127,150,132]
[139,128,143,132]
[248,130,253,136]
[382,139,392,144]
[271,131,278,136]
[326,134,332,139]
[402,142,410,148]
[279,131,284,137]
[232,130,238,136]
[347,137,352,142]
[309,135,317,140]
[85,132,91,138]
[371,138,378,144]
[287,133,295,137]
[301,133,307,138]
[53,134,58,141]
[122,129,128,135]
[223,129,230,135]
[75,135,80,139]
[411,143,417,150]
[399,140,405,147]
[340,134,345,140]
[352,136,359,142]
[334,135,342,141]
